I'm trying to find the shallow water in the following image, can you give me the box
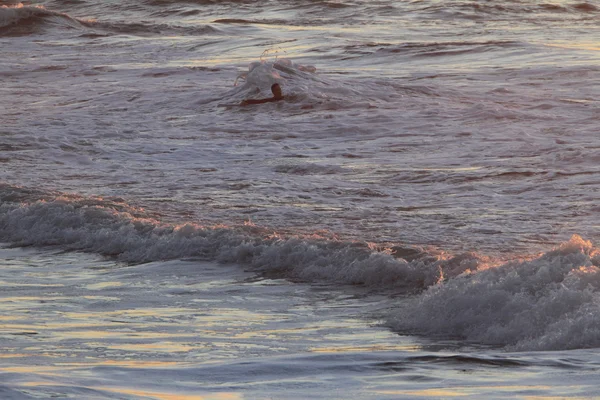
[2,245,600,399]
[2,0,600,397]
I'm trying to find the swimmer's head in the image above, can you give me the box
[271,83,283,99]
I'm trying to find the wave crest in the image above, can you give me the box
[389,235,600,351]
[0,3,216,36]
[2,185,599,351]
[0,185,474,289]
[0,4,79,34]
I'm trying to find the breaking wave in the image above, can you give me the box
[0,184,474,289]
[2,184,600,351]
[389,235,600,351]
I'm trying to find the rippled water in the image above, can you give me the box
[3,245,600,399]
[2,0,600,398]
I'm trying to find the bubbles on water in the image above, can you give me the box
[233,51,317,95]
[389,235,600,351]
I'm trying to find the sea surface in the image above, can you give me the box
[1,0,600,398]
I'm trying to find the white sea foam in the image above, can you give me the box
[3,189,600,350]
[389,235,600,351]
[0,186,482,290]
[231,58,324,105]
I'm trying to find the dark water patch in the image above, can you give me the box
[443,170,545,186]
[317,1,353,9]
[540,3,568,12]
[283,0,355,10]
[349,188,389,198]
[141,69,186,78]
[372,361,411,372]
[0,5,84,36]
[81,19,219,37]
[0,4,218,37]
[213,18,286,25]
[415,2,508,20]
[379,40,525,58]
[408,354,528,368]
[405,353,596,370]
[188,65,221,72]
[143,0,256,5]
[77,31,109,38]
[411,1,599,22]
[390,246,432,263]
[178,8,201,16]
[572,2,598,12]
[0,143,33,152]
[32,65,69,72]
[0,183,59,203]
[274,163,344,175]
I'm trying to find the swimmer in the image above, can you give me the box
[240,83,284,106]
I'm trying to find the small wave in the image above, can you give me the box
[0,4,83,35]
[377,40,525,58]
[273,163,344,175]
[213,18,287,25]
[407,355,527,367]
[0,3,218,37]
[389,235,600,351]
[410,1,599,23]
[142,0,246,5]
[572,2,599,12]
[537,2,598,14]
[81,19,218,37]
[282,0,354,11]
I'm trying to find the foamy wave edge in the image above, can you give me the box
[389,235,600,351]
[0,185,473,290]
[2,184,599,351]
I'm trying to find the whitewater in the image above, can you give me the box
[1,0,600,398]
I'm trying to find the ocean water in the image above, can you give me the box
[1,0,600,398]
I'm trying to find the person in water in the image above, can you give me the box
[240,83,284,106]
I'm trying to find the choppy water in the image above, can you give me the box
[2,0,600,398]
